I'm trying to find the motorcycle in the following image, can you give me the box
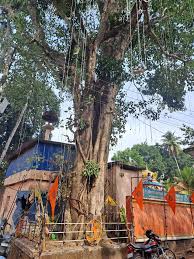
[127,230,176,259]
[0,222,12,258]
[0,236,11,258]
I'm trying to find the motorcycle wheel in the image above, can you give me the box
[151,254,160,259]
[160,249,176,259]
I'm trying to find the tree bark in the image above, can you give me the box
[26,0,147,239]
[67,1,146,235]
[0,6,15,91]
[173,154,181,176]
[69,83,117,239]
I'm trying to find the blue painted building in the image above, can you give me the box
[0,139,76,227]
[6,139,76,177]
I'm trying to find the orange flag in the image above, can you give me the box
[48,176,59,221]
[164,186,176,214]
[190,192,194,203]
[132,179,143,210]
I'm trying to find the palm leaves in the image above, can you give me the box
[162,131,181,174]
[174,167,194,193]
[162,131,180,156]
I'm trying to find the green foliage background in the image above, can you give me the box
[1,0,194,182]
[112,141,194,178]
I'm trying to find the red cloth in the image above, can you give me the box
[132,179,143,210]
[190,192,194,203]
[165,186,176,214]
[48,176,59,220]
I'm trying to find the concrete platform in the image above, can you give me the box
[8,237,194,259]
[8,238,127,259]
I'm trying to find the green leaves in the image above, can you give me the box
[1,0,194,154]
[0,7,60,163]
[162,131,180,156]
[0,0,28,5]
[82,160,100,178]
[112,134,194,178]
[181,125,194,145]
[112,147,145,167]
[96,56,126,85]
[175,167,194,191]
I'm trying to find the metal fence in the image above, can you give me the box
[15,217,41,241]
[45,222,131,243]
[17,218,132,244]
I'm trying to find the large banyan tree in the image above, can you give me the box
[1,0,194,226]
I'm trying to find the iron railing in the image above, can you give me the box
[17,219,132,244]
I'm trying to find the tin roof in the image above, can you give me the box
[107,161,146,171]
[183,145,194,155]
[6,139,75,162]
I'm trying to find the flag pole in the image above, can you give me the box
[131,175,143,242]
[189,189,194,237]
[162,187,168,246]
[130,177,135,242]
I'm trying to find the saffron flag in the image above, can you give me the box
[190,192,194,203]
[48,176,59,221]
[132,179,143,210]
[164,186,176,214]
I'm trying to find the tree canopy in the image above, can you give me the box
[161,131,181,172]
[161,131,180,157]
[112,138,194,178]
[1,0,194,224]
[1,0,194,144]
[0,3,61,157]
[181,125,194,145]
[174,167,194,192]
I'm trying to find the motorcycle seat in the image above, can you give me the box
[130,243,146,250]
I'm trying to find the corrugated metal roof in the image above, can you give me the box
[107,161,146,171]
[6,139,75,162]
[183,145,194,154]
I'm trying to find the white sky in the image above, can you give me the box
[52,83,194,161]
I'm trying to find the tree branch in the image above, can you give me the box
[102,0,143,44]
[0,47,16,87]
[52,0,88,69]
[27,0,45,41]
[83,1,112,89]
[30,38,65,68]
[63,134,74,143]
[27,0,65,69]
[75,133,87,164]
[95,0,111,46]
[149,30,187,62]
[142,0,188,63]
[0,6,16,90]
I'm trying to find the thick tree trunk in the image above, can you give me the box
[69,81,117,237]
[65,0,145,239]
[25,0,143,230]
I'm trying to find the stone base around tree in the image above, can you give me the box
[8,237,194,259]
